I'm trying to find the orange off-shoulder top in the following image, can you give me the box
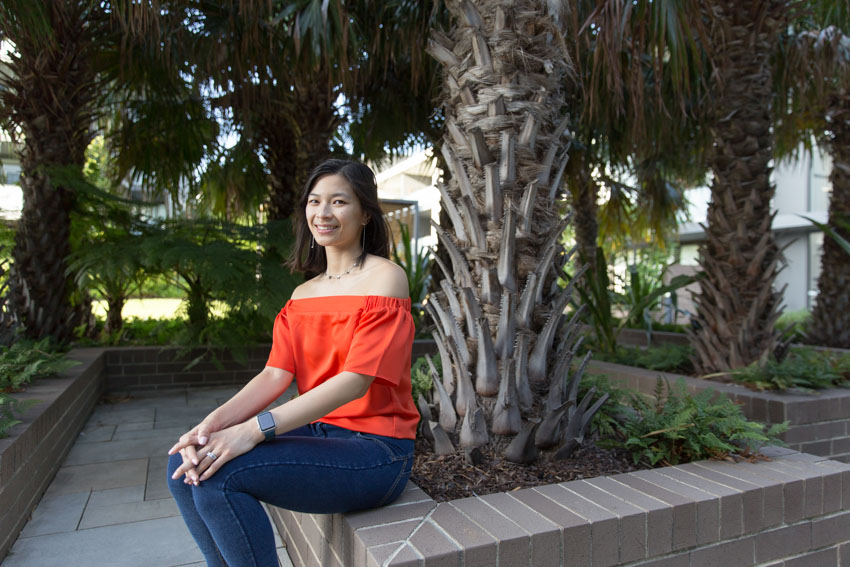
[265,295,420,439]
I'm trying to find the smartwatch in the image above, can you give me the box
[256,411,276,441]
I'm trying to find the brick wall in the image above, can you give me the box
[589,360,850,463]
[103,345,271,392]
[270,448,850,567]
[0,348,105,562]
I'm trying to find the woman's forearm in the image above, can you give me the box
[264,371,373,436]
[207,367,294,429]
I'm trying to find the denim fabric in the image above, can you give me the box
[167,422,414,567]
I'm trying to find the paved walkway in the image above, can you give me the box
[2,386,296,567]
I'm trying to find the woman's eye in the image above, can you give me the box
[333,200,346,205]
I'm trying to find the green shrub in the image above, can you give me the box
[776,309,811,343]
[579,373,635,437]
[595,344,695,375]
[606,378,788,466]
[411,355,438,403]
[725,347,850,391]
[0,339,81,392]
[0,393,39,438]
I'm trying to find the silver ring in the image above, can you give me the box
[206,451,217,461]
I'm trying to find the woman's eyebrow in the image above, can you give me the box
[308,192,350,199]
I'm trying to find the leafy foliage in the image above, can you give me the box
[138,218,300,338]
[577,373,633,438]
[390,221,433,335]
[0,339,80,393]
[571,247,697,355]
[594,344,696,375]
[608,379,788,466]
[411,354,439,404]
[721,348,850,391]
[0,393,38,438]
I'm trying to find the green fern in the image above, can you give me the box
[0,339,81,392]
[725,347,850,391]
[608,378,788,466]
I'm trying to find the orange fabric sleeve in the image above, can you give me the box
[343,301,415,387]
[265,306,296,373]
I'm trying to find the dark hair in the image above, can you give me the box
[288,159,391,275]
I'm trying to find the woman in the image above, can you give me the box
[167,159,419,567]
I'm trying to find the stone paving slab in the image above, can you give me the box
[63,435,172,466]
[76,424,116,444]
[17,491,89,538]
[3,516,204,567]
[2,386,294,567]
[87,485,146,508]
[146,456,172,501]
[45,458,148,495]
[79,494,181,529]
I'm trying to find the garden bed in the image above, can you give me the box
[0,348,104,562]
[589,360,850,462]
[269,447,850,567]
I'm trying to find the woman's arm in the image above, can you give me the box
[167,366,293,464]
[170,370,375,482]
[261,370,373,438]
[203,366,295,432]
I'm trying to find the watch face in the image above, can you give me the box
[257,412,275,431]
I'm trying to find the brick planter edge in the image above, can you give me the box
[269,447,850,567]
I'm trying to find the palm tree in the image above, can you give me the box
[0,1,210,343]
[186,0,443,221]
[565,0,710,274]
[0,2,100,342]
[422,0,713,463]
[688,0,793,374]
[773,3,850,348]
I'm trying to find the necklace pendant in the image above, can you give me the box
[336,274,342,279]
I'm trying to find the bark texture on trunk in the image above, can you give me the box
[260,115,300,222]
[689,0,789,374]
[293,68,339,192]
[260,70,338,222]
[567,156,599,274]
[423,0,602,463]
[2,3,97,342]
[808,90,850,348]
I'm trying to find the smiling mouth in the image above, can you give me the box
[315,225,338,234]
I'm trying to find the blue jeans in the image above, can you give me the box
[167,422,414,567]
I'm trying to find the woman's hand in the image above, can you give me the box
[174,421,264,483]
[169,419,222,485]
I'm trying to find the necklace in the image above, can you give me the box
[324,260,360,279]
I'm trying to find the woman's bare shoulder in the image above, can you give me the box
[289,278,320,300]
[362,256,409,298]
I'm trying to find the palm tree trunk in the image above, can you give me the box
[424,0,602,462]
[808,90,850,348]
[261,70,338,222]
[566,155,599,273]
[260,116,300,222]
[105,295,125,336]
[2,3,97,342]
[689,0,790,374]
[293,68,339,190]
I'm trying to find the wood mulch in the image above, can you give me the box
[410,437,649,502]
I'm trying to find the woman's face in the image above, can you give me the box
[306,174,368,251]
